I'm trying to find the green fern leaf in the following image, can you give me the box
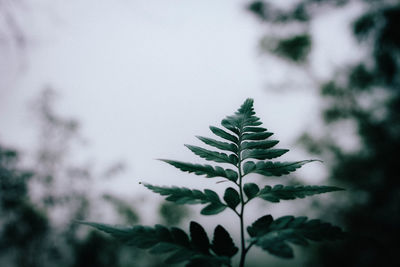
[242,126,267,133]
[242,149,289,160]
[220,99,264,133]
[200,203,227,215]
[185,145,238,165]
[241,140,279,150]
[190,222,210,254]
[211,225,239,257]
[160,160,238,181]
[258,185,344,203]
[199,190,227,215]
[242,132,273,141]
[221,119,240,135]
[243,183,260,200]
[196,136,238,153]
[143,184,227,209]
[223,187,240,209]
[243,160,319,176]
[78,221,231,265]
[209,126,238,144]
[248,215,345,259]
[247,215,273,237]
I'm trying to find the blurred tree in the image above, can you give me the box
[0,145,49,267]
[1,88,144,267]
[1,87,190,266]
[247,0,400,266]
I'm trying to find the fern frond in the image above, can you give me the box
[248,215,345,258]
[160,160,238,181]
[185,145,238,165]
[79,221,232,265]
[243,160,320,176]
[143,184,227,215]
[196,136,238,153]
[257,185,344,202]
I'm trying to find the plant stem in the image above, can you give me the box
[237,135,247,267]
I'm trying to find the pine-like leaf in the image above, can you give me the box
[78,221,231,265]
[197,136,238,153]
[211,225,239,257]
[160,160,238,181]
[243,160,319,176]
[209,126,238,144]
[248,215,345,259]
[257,185,344,203]
[243,183,260,200]
[242,149,289,160]
[143,184,227,208]
[223,187,240,209]
[185,145,238,165]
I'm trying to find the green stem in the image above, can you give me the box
[237,136,247,267]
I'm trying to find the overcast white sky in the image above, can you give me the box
[0,0,364,200]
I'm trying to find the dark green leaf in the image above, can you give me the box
[190,222,210,254]
[185,145,238,165]
[249,215,345,259]
[211,225,238,257]
[247,215,273,237]
[159,160,238,181]
[223,187,240,209]
[243,126,267,133]
[242,149,289,160]
[143,184,228,215]
[199,191,227,215]
[219,99,265,132]
[242,132,273,141]
[244,160,319,176]
[200,203,227,215]
[171,227,191,246]
[204,189,222,204]
[221,118,240,135]
[78,221,229,265]
[258,185,344,203]
[243,183,260,200]
[242,140,279,150]
[197,136,238,153]
[243,161,256,175]
[237,98,256,115]
[209,126,238,144]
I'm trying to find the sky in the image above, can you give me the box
[0,0,364,222]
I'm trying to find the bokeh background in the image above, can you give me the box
[1,0,399,266]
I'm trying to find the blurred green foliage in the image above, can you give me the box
[247,0,400,266]
[0,89,188,266]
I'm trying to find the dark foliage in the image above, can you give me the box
[247,0,400,266]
